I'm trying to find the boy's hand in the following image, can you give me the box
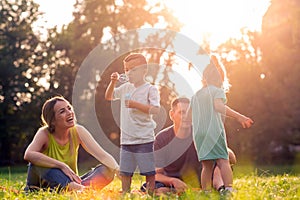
[125,100,135,108]
[110,72,119,82]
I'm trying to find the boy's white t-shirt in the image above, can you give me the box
[113,82,160,145]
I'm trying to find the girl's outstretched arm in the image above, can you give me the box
[214,98,253,128]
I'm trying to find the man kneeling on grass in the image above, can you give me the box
[141,97,236,194]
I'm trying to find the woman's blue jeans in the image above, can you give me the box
[24,163,114,192]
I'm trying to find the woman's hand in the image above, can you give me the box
[114,169,122,180]
[61,163,82,184]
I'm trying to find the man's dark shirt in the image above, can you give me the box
[154,126,201,187]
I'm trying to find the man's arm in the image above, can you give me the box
[155,168,187,192]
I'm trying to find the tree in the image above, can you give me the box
[0,0,42,164]
[213,0,300,165]
[51,0,182,98]
[48,0,183,158]
[258,0,300,164]
[0,0,65,165]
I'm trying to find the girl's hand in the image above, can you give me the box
[238,116,254,128]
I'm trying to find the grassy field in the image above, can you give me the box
[0,164,299,199]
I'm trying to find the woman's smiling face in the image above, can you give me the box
[53,100,75,129]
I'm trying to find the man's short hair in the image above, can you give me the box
[171,97,190,110]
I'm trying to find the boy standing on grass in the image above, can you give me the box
[105,53,160,195]
[187,55,253,195]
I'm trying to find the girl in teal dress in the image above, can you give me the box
[188,55,253,193]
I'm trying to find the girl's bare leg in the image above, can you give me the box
[216,159,233,188]
[201,160,214,191]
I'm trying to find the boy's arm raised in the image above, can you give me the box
[105,72,118,101]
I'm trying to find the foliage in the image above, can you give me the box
[257,0,300,164]
[0,0,182,164]
[1,0,299,167]
[212,0,300,165]
[0,0,52,165]
[51,0,182,99]
[50,0,183,154]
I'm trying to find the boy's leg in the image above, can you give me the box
[120,145,136,194]
[136,142,156,194]
[81,165,114,190]
[201,160,214,191]
[145,174,155,194]
[121,175,132,194]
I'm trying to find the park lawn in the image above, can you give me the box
[0,165,299,200]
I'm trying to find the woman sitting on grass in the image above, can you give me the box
[24,96,119,192]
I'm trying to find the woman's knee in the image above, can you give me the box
[25,165,71,192]
[81,165,115,190]
[43,168,72,189]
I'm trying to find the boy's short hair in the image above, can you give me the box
[123,53,147,68]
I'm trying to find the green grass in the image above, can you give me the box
[0,165,299,199]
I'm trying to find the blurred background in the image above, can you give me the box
[0,0,299,172]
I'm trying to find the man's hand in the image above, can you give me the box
[170,178,188,193]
